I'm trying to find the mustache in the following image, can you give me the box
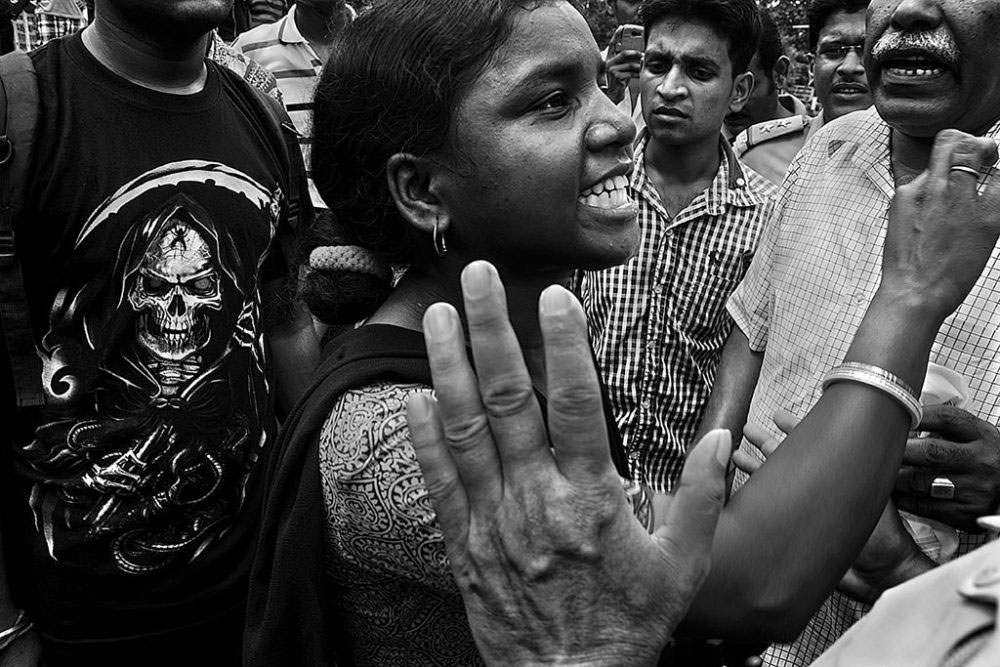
[871,29,961,68]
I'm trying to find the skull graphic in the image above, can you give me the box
[128,216,223,364]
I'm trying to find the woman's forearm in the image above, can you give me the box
[682,289,941,640]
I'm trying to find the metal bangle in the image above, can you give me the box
[836,362,919,397]
[0,610,32,653]
[821,363,923,429]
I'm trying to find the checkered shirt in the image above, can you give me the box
[12,0,86,51]
[580,132,777,493]
[727,106,1000,666]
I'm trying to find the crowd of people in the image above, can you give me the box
[0,0,998,665]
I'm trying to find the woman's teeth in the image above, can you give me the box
[579,175,632,208]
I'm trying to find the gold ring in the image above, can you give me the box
[930,476,956,500]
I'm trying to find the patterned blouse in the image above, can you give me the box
[319,377,652,665]
[319,381,483,666]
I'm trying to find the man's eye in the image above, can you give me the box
[820,44,862,60]
[644,60,666,75]
[691,68,714,81]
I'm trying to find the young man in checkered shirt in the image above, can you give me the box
[580,0,777,496]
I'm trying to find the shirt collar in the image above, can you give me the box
[822,107,1000,201]
[278,5,308,45]
[842,107,894,200]
[632,129,769,220]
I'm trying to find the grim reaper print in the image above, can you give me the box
[24,162,282,575]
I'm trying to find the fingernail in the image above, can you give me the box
[712,429,733,468]
[540,285,572,317]
[461,261,494,299]
[424,303,455,340]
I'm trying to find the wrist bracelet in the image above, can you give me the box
[0,609,32,653]
[821,362,923,429]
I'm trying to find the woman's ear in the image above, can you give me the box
[386,153,449,237]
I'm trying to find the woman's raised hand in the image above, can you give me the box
[881,130,1000,320]
[407,261,730,666]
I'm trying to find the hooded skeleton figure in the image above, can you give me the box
[26,163,282,574]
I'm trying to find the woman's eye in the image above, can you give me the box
[534,92,570,113]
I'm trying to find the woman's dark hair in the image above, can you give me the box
[303,0,555,325]
[807,0,870,51]
[638,0,762,76]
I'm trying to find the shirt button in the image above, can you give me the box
[652,285,663,295]
[854,293,867,305]
[641,398,651,410]
[628,450,640,461]
[736,177,746,187]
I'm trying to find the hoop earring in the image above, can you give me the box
[433,217,448,257]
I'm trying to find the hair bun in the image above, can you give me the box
[309,245,392,283]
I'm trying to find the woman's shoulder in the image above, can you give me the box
[318,379,437,536]
[321,380,431,458]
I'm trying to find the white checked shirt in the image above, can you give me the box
[728,106,1000,666]
[581,132,777,493]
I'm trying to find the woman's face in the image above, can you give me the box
[436,2,639,275]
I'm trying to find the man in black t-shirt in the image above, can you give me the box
[0,1,317,664]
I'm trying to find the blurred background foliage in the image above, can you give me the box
[579,0,810,50]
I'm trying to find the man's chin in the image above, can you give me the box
[873,91,964,138]
[824,98,873,124]
[120,0,234,36]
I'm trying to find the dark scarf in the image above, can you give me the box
[245,323,629,665]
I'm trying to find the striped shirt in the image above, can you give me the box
[581,132,777,493]
[728,107,1000,666]
[234,4,326,208]
[248,0,286,27]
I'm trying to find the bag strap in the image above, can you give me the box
[246,325,432,666]
[0,50,44,408]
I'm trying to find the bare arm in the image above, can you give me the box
[679,132,1000,641]
[262,242,320,421]
[681,291,939,640]
[407,130,1000,665]
[265,292,320,420]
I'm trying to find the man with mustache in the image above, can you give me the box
[580,0,777,497]
[733,0,873,185]
[695,0,1000,663]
